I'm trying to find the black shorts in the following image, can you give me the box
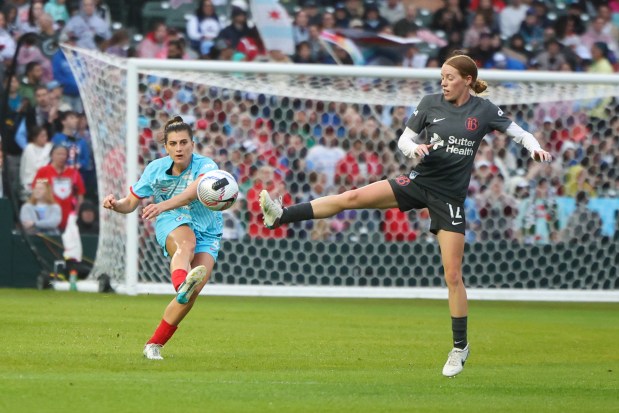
[388,175,466,235]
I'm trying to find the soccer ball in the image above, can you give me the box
[196,170,239,211]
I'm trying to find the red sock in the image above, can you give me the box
[146,319,178,346]
[171,269,188,291]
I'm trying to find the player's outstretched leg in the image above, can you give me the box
[143,343,164,360]
[442,344,470,377]
[260,190,283,229]
[176,265,207,304]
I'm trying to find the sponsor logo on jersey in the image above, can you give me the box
[446,136,475,156]
[409,171,419,180]
[465,117,479,131]
[395,175,411,186]
[433,117,446,123]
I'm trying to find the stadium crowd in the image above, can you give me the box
[0,0,618,244]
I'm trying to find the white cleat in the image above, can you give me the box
[259,190,283,229]
[176,265,207,304]
[143,344,164,360]
[442,344,469,377]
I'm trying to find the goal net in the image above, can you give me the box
[62,46,619,300]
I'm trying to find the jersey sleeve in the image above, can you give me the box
[486,101,513,133]
[405,95,430,134]
[130,161,155,199]
[194,157,219,179]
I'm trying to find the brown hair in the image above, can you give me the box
[445,53,488,94]
[161,115,193,144]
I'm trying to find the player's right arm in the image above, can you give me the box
[141,179,200,220]
[103,193,140,214]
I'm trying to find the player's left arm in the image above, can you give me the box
[489,103,552,163]
[141,178,201,220]
[505,123,552,162]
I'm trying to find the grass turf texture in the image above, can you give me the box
[0,289,617,413]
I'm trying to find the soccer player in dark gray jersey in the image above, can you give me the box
[404,94,513,202]
[259,54,552,377]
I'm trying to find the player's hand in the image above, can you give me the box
[414,143,434,158]
[532,150,552,163]
[142,203,163,220]
[102,194,117,210]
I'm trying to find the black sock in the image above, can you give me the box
[452,316,468,349]
[280,202,314,225]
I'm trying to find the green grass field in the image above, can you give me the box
[0,289,617,413]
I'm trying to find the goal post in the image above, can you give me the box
[62,45,619,301]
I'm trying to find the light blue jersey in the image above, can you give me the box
[131,154,223,258]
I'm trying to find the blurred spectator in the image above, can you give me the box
[380,0,404,25]
[515,177,559,244]
[499,0,528,39]
[401,45,429,68]
[534,38,566,71]
[476,174,518,241]
[51,109,91,181]
[17,33,54,83]
[19,0,45,34]
[463,12,491,49]
[502,33,530,65]
[2,2,20,37]
[438,30,464,64]
[468,32,496,71]
[76,199,99,234]
[517,8,544,52]
[216,6,250,51]
[186,0,221,57]
[581,16,618,55]
[38,13,60,59]
[62,0,111,50]
[221,201,245,240]
[19,179,61,235]
[104,29,131,57]
[137,21,169,58]
[432,0,468,36]
[333,3,351,29]
[393,4,418,37]
[485,51,526,70]
[19,126,51,201]
[588,42,614,73]
[15,85,58,150]
[52,32,82,112]
[167,38,187,59]
[0,12,17,64]
[32,145,85,231]
[362,3,389,33]
[292,10,310,45]
[293,41,317,63]
[94,0,112,29]
[564,163,596,197]
[44,0,70,26]
[19,61,45,106]
[246,165,291,238]
[562,191,602,243]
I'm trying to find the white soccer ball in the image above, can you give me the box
[196,170,239,211]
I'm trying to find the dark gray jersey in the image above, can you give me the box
[405,93,513,202]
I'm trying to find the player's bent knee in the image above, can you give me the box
[444,270,463,288]
[342,188,364,208]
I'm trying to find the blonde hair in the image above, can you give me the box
[30,180,57,205]
[444,53,488,94]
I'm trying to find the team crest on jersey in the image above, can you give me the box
[465,117,478,131]
[395,175,411,186]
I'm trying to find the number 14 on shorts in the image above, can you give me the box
[447,203,463,226]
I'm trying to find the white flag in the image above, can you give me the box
[249,0,294,55]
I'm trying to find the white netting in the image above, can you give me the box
[62,46,619,293]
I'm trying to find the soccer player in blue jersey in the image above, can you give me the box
[260,54,553,377]
[103,116,223,360]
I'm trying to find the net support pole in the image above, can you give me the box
[125,60,139,296]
